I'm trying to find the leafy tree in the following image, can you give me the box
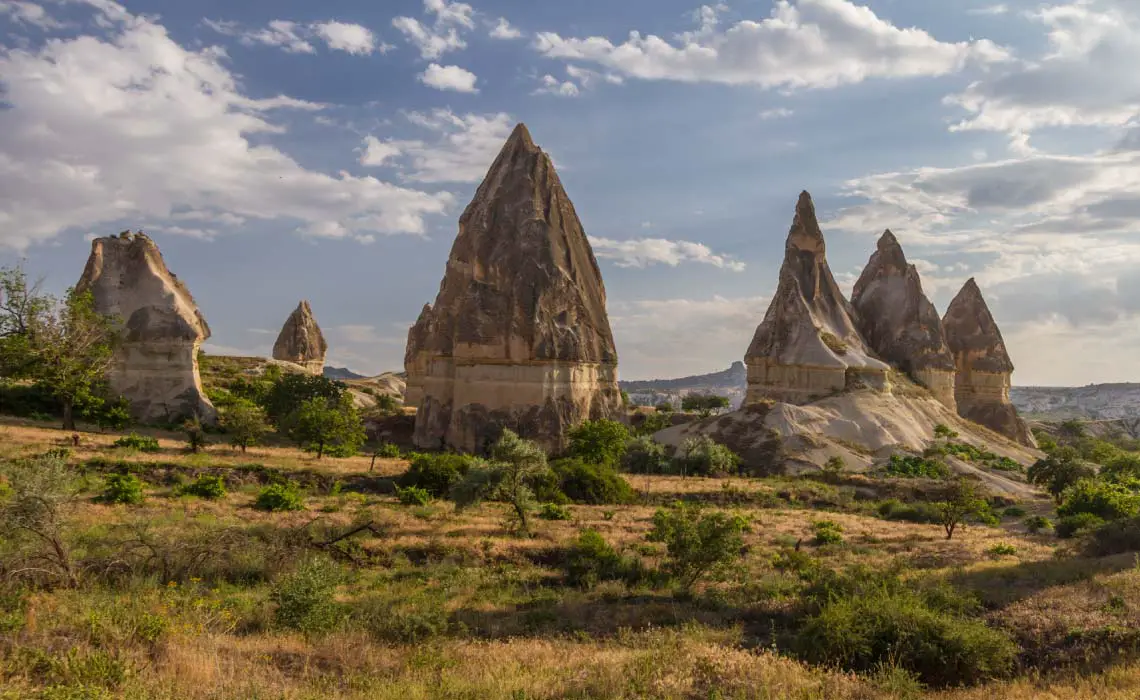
[285,394,366,459]
[183,416,207,453]
[1059,419,1087,441]
[1028,448,1095,503]
[647,501,747,591]
[221,400,272,453]
[1102,453,1140,483]
[263,372,346,425]
[0,265,50,377]
[374,393,400,416]
[624,435,670,474]
[452,430,551,536]
[934,479,989,540]
[672,435,741,477]
[635,411,672,437]
[1056,478,1140,521]
[681,394,731,417]
[567,419,629,467]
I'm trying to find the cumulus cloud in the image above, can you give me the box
[0,0,452,250]
[0,1,63,29]
[419,63,479,93]
[206,18,389,55]
[357,110,514,184]
[313,21,382,55]
[589,237,746,271]
[533,74,580,97]
[489,17,522,40]
[358,136,403,167]
[393,0,474,59]
[534,0,1009,90]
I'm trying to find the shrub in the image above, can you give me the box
[395,485,431,506]
[1057,478,1140,521]
[564,529,643,589]
[933,424,959,439]
[567,419,630,467]
[655,402,674,413]
[183,417,207,453]
[284,395,366,459]
[255,482,305,512]
[812,519,845,545]
[550,458,636,505]
[222,400,272,453]
[1028,449,1095,503]
[538,502,573,521]
[819,332,848,355]
[986,542,1017,557]
[1056,512,1106,539]
[1002,505,1027,518]
[181,475,227,500]
[1024,515,1052,533]
[935,479,989,540]
[270,557,345,635]
[884,454,950,479]
[673,435,741,477]
[112,433,160,453]
[1084,516,1140,556]
[452,431,550,536]
[262,372,346,425]
[375,442,402,459]
[88,394,132,431]
[399,453,475,497]
[795,588,1016,687]
[623,435,670,474]
[821,456,846,478]
[635,411,672,437]
[647,502,747,590]
[877,499,941,524]
[99,473,145,505]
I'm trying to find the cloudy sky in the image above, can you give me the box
[1,0,1137,386]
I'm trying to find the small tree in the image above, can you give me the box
[183,416,207,453]
[452,430,551,536]
[1028,448,1095,503]
[222,400,272,453]
[681,394,731,418]
[673,435,741,477]
[285,395,366,459]
[648,501,747,591]
[262,372,347,426]
[935,479,988,540]
[624,435,670,474]
[636,411,672,437]
[655,402,674,414]
[568,419,630,467]
[0,455,82,586]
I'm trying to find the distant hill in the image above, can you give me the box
[324,366,367,381]
[621,361,748,408]
[1011,384,1140,421]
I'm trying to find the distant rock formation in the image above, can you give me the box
[76,231,215,424]
[621,361,748,409]
[851,230,957,410]
[324,366,367,381]
[744,191,890,405]
[406,123,623,453]
[272,300,327,375]
[943,279,1035,446]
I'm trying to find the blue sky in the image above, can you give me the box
[3,0,1140,386]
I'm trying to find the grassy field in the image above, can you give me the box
[3,417,1140,699]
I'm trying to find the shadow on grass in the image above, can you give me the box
[950,552,1138,608]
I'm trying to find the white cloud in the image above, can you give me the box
[967,4,1009,15]
[946,1,1140,138]
[0,1,452,250]
[358,136,403,167]
[393,110,515,184]
[533,74,580,97]
[419,63,479,93]
[588,237,746,271]
[759,107,794,119]
[490,17,522,40]
[313,21,379,55]
[534,0,1010,90]
[239,19,316,53]
[393,0,474,59]
[0,1,62,29]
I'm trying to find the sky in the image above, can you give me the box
[1,0,1139,387]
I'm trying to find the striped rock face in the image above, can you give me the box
[77,232,216,424]
[406,123,622,454]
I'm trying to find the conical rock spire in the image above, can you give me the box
[273,300,328,374]
[407,123,622,453]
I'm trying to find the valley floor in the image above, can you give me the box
[2,418,1139,699]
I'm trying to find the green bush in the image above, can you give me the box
[647,502,747,590]
[1055,512,1106,539]
[181,475,227,500]
[986,542,1017,557]
[270,557,345,635]
[564,529,643,589]
[877,499,942,524]
[1024,515,1052,533]
[623,435,670,474]
[99,473,145,505]
[795,588,1016,687]
[375,442,402,459]
[395,485,431,506]
[1057,478,1140,521]
[399,453,475,497]
[933,424,959,439]
[567,419,630,467]
[672,435,741,477]
[812,519,844,545]
[884,454,950,479]
[1084,517,1140,556]
[1001,505,1027,518]
[538,502,573,521]
[0,381,62,418]
[112,433,160,453]
[550,458,636,505]
[255,482,305,512]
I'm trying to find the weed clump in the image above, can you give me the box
[255,482,305,512]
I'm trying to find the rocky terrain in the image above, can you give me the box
[1012,384,1140,420]
[404,123,623,453]
[323,366,367,381]
[272,300,327,375]
[621,361,747,408]
[76,231,216,424]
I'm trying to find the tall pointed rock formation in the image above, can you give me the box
[851,230,957,409]
[745,192,890,405]
[273,300,328,374]
[76,231,216,424]
[943,279,1035,446]
[406,123,623,453]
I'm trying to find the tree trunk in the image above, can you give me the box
[61,399,76,431]
[241,443,247,454]
[317,441,325,460]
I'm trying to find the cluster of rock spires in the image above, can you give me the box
[744,192,1034,447]
[273,300,327,375]
[77,232,216,424]
[404,123,623,453]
